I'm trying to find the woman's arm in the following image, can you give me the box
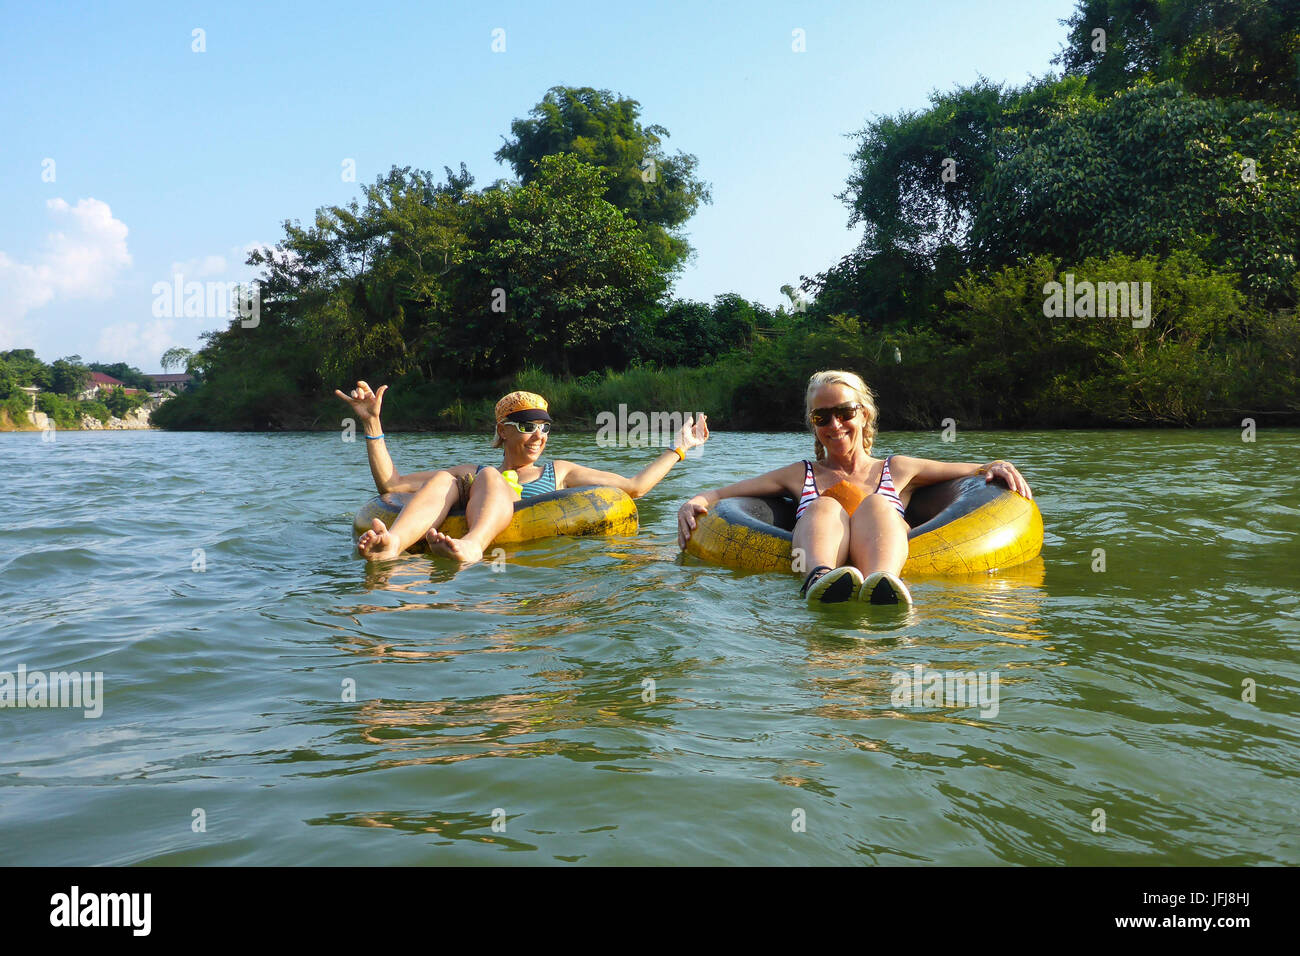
[891,455,1033,499]
[554,414,710,499]
[335,380,461,494]
[558,451,679,499]
[676,462,806,548]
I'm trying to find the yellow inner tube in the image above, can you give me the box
[684,476,1043,576]
[352,485,638,548]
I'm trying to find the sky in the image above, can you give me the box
[0,0,1079,373]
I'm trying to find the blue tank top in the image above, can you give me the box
[478,459,556,498]
[519,460,556,498]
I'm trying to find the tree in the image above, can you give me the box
[160,347,194,373]
[495,86,712,273]
[1057,0,1300,109]
[709,294,758,351]
[50,356,91,396]
[0,349,51,389]
[446,153,664,375]
[840,75,1091,264]
[974,82,1300,304]
[103,386,131,418]
[251,165,474,386]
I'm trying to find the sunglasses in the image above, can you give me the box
[501,421,552,435]
[809,403,864,427]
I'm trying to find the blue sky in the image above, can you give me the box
[0,0,1078,373]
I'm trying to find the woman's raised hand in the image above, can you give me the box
[677,496,710,549]
[675,413,710,453]
[334,380,387,423]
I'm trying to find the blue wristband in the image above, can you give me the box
[364,433,385,440]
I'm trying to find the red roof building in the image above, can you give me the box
[85,372,143,395]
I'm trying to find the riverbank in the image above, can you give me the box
[0,406,155,432]
[152,340,1300,434]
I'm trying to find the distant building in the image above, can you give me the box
[79,372,145,401]
[145,373,193,392]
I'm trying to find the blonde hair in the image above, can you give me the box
[805,370,878,461]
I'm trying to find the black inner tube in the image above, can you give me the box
[714,476,1003,541]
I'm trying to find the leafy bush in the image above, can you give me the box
[78,401,111,424]
[2,388,33,425]
[36,391,79,427]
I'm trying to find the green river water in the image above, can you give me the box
[1,428,1297,865]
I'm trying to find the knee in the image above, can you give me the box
[803,496,846,519]
[413,470,455,498]
[851,493,903,525]
[420,470,455,490]
[796,496,847,532]
[472,467,510,493]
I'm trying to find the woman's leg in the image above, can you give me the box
[791,496,850,574]
[847,494,910,576]
[357,470,461,560]
[426,467,514,563]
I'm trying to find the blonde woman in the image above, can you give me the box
[676,370,1032,604]
[337,382,709,563]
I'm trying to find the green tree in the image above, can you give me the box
[160,347,190,372]
[495,86,711,273]
[36,391,77,427]
[447,153,664,375]
[78,400,111,424]
[974,82,1300,304]
[103,386,131,418]
[50,356,91,396]
[840,76,1091,263]
[251,165,475,386]
[0,349,51,388]
[1057,0,1300,109]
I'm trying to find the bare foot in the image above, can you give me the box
[358,518,402,561]
[424,528,485,563]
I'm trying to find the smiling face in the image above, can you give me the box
[497,420,548,464]
[808,382,868,459]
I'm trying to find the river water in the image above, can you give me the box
[1,428,1297,864]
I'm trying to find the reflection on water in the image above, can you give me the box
[798,558,1051,721]
[306,808,541,852]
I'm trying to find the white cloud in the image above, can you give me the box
[163,241,293,286]
[167,254,228,279]
[0,198,133,349]
[96,319,180,372]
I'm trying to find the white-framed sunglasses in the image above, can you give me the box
[500,420,552,434]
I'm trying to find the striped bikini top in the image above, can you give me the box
[794,456,905,520]
[480,459,556,498]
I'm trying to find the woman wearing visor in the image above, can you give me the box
[337,383,709,563]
